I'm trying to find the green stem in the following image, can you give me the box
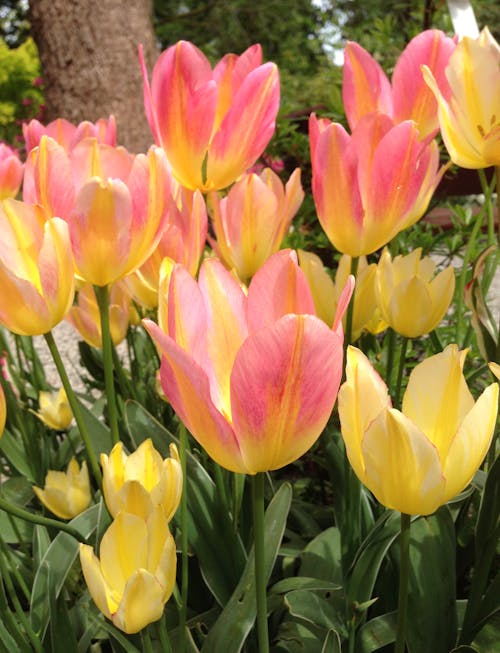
[394,337,409,409]
[158,616,173,653]
[252,472,269,653]
[94,285,119,444]
[0,496,87,543]
[141,630,154,653]
[44,331,102,489]
[344,257,359,350]
[395,513,411,653]
[496,166,500,248]
[385,328,396,391]
[178,423,189,653]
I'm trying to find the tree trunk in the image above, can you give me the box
[29,0,159,153]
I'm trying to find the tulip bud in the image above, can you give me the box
[35,388,73,430]
[33,458,91,520]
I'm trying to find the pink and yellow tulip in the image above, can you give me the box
[209,167,304,280]
[23,115,116,153]
[338,345,498,515]
[145,249,353,474]
[33,458,91,520]
[423,27,500,168]
[309,112,444,257]
[343,30,455,138]
[140,41,280,192]
[0,143,23,199]
[0,200,74,335]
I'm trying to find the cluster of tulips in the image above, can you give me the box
[0,20,498,652]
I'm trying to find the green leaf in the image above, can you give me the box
[285,589,347,637]
[356,612,396,653]
[32,526,51,568]
[321,629,342,653]
[125,401,246,605]
[76,398,113,456]
[271,577,341,595]
[300,527,343,587]
[201,482,292,653]
[30,503,101,638]
[404,508,457,653]
[471,612,500,651]
[0,429,35,480]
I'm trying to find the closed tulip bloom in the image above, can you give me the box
[423,27,500,168]
[101,439,182,520]
[140,41,280,191]
[23,115,116,153]
[338,345,498,515]
[376,248,455,337]
[145,249,353,474]
[0,143,23,199]
[209,167,304,280]
[36,388,73,430]
[79,508,177,634]
[66,283,131,348]
[343,30,455,138]
[33,458,91,519]
[310,112,444,257]
[0,201,74,335]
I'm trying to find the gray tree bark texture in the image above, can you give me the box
[29,0,159,153]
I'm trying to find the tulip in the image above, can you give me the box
[297,250,336,327]
[66,282,132,348]
[23,115,116,153]
[101,439,182,520]
[343,30,455,138]
[209,167,304,280]
[376,248,455,338]
[145,249,353,474]
[423,27,500,168]
[79,508,177,634]
[0,143,23,199]
[35,388,73,430]
[310,112,444,257]
[338,345,498,515]
[0,200,74,335]
[140,41,280,191]
[33,458,91,519]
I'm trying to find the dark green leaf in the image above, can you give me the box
[356,612,396,653]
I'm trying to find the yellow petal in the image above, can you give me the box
[124,439,162,492]
[79,544,114,619]
[112,569,165,634]
[115,481,154,520]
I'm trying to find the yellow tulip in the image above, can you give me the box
[35,388,73,430]
[423,27,500,168]
[79,508,176,634]
[33,458,91,519]
[101,439,182,520]
[297,250,336,326]
[376,248,455,338]
[489,362,500,381]
[338,345,498,515]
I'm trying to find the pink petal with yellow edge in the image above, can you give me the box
[71,178,132,286]
[230,314,343,474]
[79,544,114,619]
[199,259,248,413]
[443,383,498,501]
[352,112,394,201]
[332,275,355,336]
[143,320,245,473]
[150,41,217,189]
[362,408,446,515]
[139,44,162,146]
[38,218,75,323]
[247,249,316,333]
[392,29,455,138]
[310,118,364,256]
[113,569,165,634]
[338,346,391,483]
[281,168,305,233]
[70,139,133,192]
[208,62,280,191]
[342,41,393,130]
[402,345,474,462]
[23,136,75,219]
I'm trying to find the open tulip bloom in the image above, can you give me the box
[145,249,354,474]
[338,345,498,516]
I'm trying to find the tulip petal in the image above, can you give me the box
[112,569,165,634]
[115,481,153,520]
[79,544,114,619]
[230,314,342,473]
[443,383,498,501]
[362,409,446,515]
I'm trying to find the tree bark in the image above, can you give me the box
[29,0,159,153]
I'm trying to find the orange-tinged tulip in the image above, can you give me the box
[66,282,131,348]
[376,248,455,338]
[101,439,182,520]
[0,143,23,199]
[33,458,91,519]
[209,167,304,280]
[79,508,176,634]
[140,41,280,191]
[0,200,74,335]
[145,249,354,474]
[423,27,500,168]
[343,30,455,138]
[309,112,444,257]
[35,388,73,430]
[23,115,116,153]
[338,345,498,515]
